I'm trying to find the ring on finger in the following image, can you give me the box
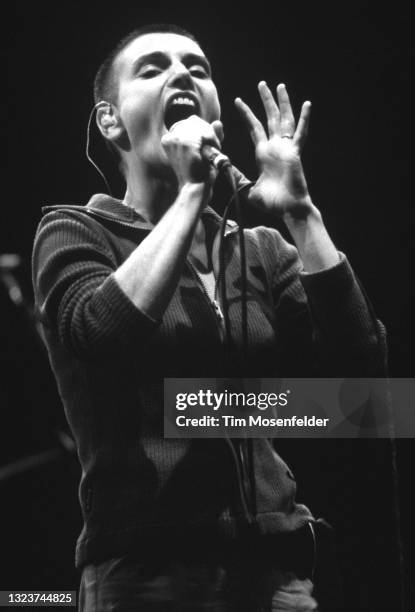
[281,134,294,139]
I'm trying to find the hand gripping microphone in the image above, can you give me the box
[168,119,232,172]
[200,144,232,172]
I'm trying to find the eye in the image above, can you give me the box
[139,67,162,79]
[189,66,209,78]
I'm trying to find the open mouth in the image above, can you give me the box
[164,94,200,130]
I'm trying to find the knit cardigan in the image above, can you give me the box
[32,194,387,567]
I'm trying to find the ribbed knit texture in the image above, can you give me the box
[32,194,387,567]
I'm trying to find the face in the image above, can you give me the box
[112,32,221,173]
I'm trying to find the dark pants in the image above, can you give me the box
[78,528,320,611]
[79,557,317,611]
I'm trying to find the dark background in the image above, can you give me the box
[2,1,414,610]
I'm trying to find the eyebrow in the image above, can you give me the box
[132,51,212,76]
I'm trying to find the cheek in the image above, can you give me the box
[209,101,221,122]
[124,105,152,138]
[205,90,221,123]
[121,91,160,139]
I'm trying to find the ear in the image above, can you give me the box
[96,103,124,143]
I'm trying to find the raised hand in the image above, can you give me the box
[235,82,313,219]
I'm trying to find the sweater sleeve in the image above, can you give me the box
[32,210,159,360]
[255,226,387,376]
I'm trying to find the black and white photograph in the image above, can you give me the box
[2,2,414,610]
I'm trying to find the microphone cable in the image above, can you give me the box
[86,107,255,522]
[219,165,248,367]
[216,164,255,524]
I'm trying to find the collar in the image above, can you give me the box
[42,193,239,235]
[42,194,151,230]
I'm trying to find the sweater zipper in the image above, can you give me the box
[214,230,256,525]
[89,207,256,526]
[98,213,256,525]
[187,257,255,525]
[186,260,226,343]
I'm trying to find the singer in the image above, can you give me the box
[32,23,386,611]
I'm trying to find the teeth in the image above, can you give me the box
[171,97,195,106]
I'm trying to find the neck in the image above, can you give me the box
[189,218,214,273]
[123,161,178,224]
[122,159,212,267]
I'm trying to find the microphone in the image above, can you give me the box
[201,144,231,172]
[168,119,232,172]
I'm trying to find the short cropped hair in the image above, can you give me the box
[93,23,200,106]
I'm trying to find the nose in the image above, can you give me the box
[168,60,195,90]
